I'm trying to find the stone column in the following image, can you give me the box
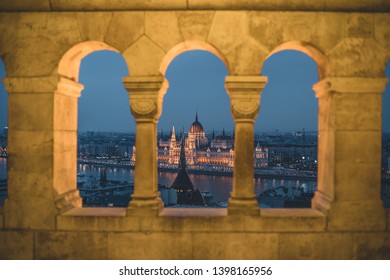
[123,76,168,216]
[53,77,84,213]
[3,76,83,230]
[312,77,388,231]
[225,76,268,215]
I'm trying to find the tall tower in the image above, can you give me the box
[170,125,176,144]
[171,138,205,205]
[188,111,206,149]
[169,125,177,164]
[178,138,188,171]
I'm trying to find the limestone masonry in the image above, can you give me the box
[0,0,389,259]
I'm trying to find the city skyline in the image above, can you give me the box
[0,51,390,132]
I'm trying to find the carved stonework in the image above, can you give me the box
[230,95,261,120]
[225,76,267,121]
[55,77,84,98]
[313,79,331,100]
[130,97,157,118]
[55,189,82,214]
[123,76,169,121]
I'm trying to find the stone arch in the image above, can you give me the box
[159,40,231,76]
[58,41,120,82]
[260,41,328,211]
[123,41,231,213]
[264,40,329,80]
[54,41,129,212]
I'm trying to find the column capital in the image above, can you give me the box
[123,76,169,122]
[55,77,84,98]
[225,76,268,121]
[313,77,388,99]
[55,189,82,214]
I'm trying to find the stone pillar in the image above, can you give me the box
[312,77,388,231]
[53,77,84,213]
[123,76,168,216]
[3,76,83,230]
[225,76,267,215]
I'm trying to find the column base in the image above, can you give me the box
[227,196,260,216]
[311,191,333,214]
[127,194,163,216]
[55,189,83,214]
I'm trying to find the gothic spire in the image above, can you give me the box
[178,138,187,170]
[171,125,176,142]
[195,109,198,122]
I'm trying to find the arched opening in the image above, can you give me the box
[382,60,390,208]
[55,41,131,212]
[58,41,119,82]
[77,50,131,207]
[265,41,328,80]
[159,41,230,76]
[257,46,323,208]
[0,58,7,206]
[157,50,232,208]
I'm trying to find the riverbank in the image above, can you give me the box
[77,159,318,181]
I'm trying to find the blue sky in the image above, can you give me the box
[0,51,389,133]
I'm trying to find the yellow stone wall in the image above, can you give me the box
[0,0,389,259]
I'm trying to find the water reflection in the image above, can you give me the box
[2,161,390,207]
[77,163,317,203]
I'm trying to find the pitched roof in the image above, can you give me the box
[171,138,195,192]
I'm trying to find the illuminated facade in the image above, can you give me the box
[153,113,268,170]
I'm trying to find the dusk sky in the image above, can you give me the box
[0,51,389,133]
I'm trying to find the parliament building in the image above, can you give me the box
[133,112,269,171]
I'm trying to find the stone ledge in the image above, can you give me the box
[261,208,325,217]
[57,207,326,232]
[62,207,126,217]
[161,208,227,217]
[1,0,389,12]
[252,209,326,232]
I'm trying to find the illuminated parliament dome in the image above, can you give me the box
[188,111,208,149]
[189,111,204,134]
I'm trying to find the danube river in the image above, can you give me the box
[0,160,317,202]
[2,160,390,205]
[77,163,317,202]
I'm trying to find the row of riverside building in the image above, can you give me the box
[131,112,269,170]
